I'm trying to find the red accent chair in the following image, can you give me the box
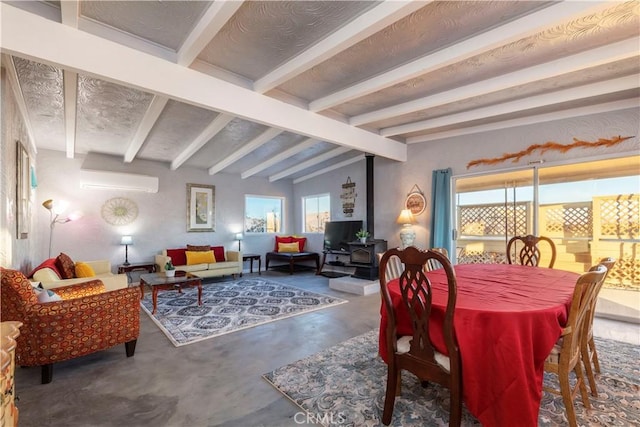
[0,268,140,384]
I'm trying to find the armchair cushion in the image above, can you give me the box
[55,253,75,279]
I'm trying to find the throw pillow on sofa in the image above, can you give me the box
[187,244,211,252]
[186,250,216,265]
[278,242,300,253]
[55,252,76,279]
[75,262,96,278]
[274,236,307,252]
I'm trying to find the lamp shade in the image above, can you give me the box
[396,209,416,225]
[235,232,244,241]
[120,235,133,245]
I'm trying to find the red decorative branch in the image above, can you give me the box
[467,135,634,169]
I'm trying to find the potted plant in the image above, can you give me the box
[165,259,176,277]
[355,228,370,244]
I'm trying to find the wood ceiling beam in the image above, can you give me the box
[171,113,234,170]
[293,154,365,184]
[407,99,640,144]
[124,96,169,163]
[2,54,37,154]
[351,38,640,126]
[208,127,283,175]
[253,0,427,93]
[241,138,317,179]
[0,4,406,162]
[177,1,244,67]
[59,0,79,28]
[383,75,639,137]
[309,1,610,112]
[269,147,351,182]
[62,70,77,159]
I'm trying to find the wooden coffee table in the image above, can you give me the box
[139,272,202,314]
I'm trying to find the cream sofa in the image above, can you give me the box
[31,259,128,291]
[155,247,242,279]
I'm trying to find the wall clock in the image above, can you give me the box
[101,197,138,226]
[405,185,426,216]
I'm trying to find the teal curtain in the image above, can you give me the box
[430,168,452,255]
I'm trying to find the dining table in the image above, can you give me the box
[379,263,580,427]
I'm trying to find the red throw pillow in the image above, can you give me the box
[186,245,211,252]
[29,258,61,279]
[211,246,226,262]
[291,237,307,252]
[274,236,294,252]
[166,249,187,267]
[55,252,75,279]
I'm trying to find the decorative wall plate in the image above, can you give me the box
[405,184,426,216]
[101,197,138,225]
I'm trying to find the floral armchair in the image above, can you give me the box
[0,268,140,384]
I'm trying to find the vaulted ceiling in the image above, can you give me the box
[2,1,638,183]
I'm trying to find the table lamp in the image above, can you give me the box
[396,209,417,249]
[120,235,133,266]
[235,232,243,251]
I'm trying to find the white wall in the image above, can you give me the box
[34,150,293,271]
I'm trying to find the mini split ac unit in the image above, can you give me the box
[79,170,159,193]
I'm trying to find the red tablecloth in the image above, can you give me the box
[379,263,579,427]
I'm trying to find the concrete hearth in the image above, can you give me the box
[329,276,379,296]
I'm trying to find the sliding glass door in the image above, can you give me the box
[453,155,639,290]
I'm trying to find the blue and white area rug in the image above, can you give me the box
[141,277,348,347]
[263,329,640,426]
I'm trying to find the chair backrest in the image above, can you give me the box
[0,268,38,321]
[379,247,460,383]
[585,258,616,332]
[425,247,449,271]
[560,265,607,366]
[506,235,557,268]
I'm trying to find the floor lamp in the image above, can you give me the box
[42,199,78,258]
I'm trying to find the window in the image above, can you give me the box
[454,155,639,290]
[245,195,284,233]
[303,194,330,233]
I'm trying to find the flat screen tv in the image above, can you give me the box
[323,220,364,252]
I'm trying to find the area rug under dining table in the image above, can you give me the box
[263,329,640,426]
[140,277,348,346]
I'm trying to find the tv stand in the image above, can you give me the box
[319,249,350,274]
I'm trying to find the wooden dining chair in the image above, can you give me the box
[425,247,449,271]
[377,252,404,281]
[543,265,607,427]
[379,247,462,426]
[582,257,616,397]
[506,235,557,268]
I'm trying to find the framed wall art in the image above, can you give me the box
[16,141,30,239]
[405,184,426,216]
[187,183,215,232]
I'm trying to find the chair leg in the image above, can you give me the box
[41,364,53,384]
[589,337,601,373]
[558,371,577,427]
[581,342,598,397]
[382,368,399,425]
[449,386,462,427]
[575,363,591,410]
[125,339,137,357]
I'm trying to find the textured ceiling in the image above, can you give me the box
[1,0,638,182]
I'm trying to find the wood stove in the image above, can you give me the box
[348,240,387,280]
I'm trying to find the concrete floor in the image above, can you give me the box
[13,271,640,427]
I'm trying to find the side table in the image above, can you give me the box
[118,262,157,283]
[242,254,261,276]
